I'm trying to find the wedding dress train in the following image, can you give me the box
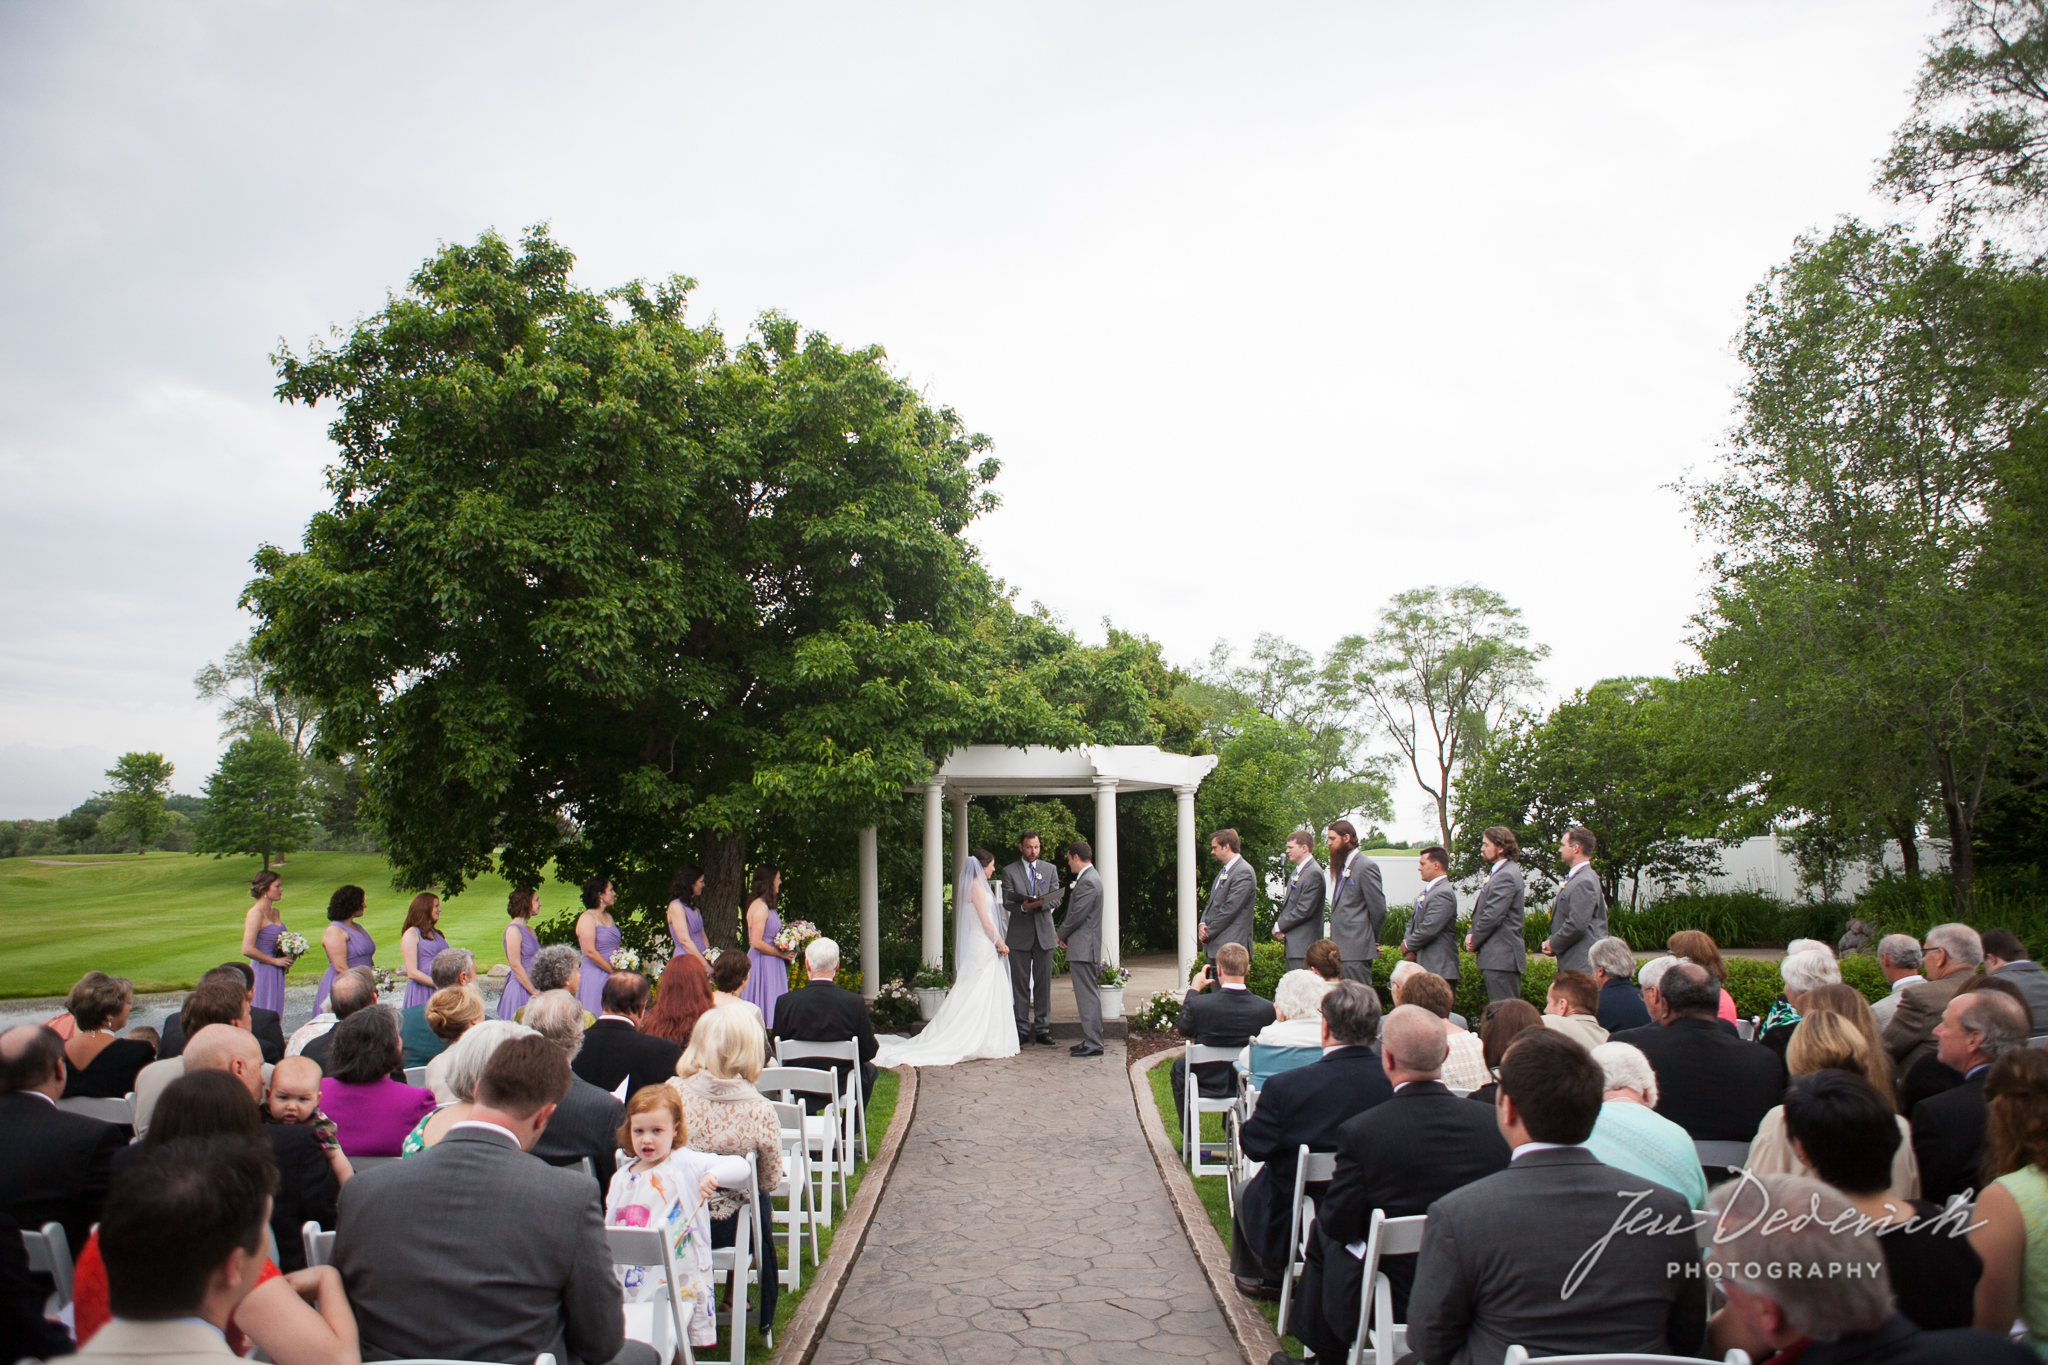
[873,859,1021,1069]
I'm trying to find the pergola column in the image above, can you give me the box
[950,789,970,884]
[858,825,879,1000]
[1094,777,1120,969]
[921,780,945,969]
[1175,783,1198,984]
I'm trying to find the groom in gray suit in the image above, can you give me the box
[1270,830,1327,970]
[1200,828,1256,963]
[1001,833,1060,1046]
[1057,841,1105,1057]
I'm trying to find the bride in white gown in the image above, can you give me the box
[873,849,1022,1068]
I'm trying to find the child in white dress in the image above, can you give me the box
[604,1084,751,1347]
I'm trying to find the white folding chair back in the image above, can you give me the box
[1501,1348,1750,1365]
[1348,1210,1427,1365]
[1693,1140,1751,1173]
[701,1152,758,1365]
[56,1094,135,1126]
[404,1065,428,1087]
[1182,1045,1241,1178]
[1735,1017,1757,1042]
[608,1226,696,1365]
[379,1357,558,1365]
[302,1220,335,1268]
[768,1100,817,1283]
[1274,1146,1336,1331]
[776,1039,868,1163]
[2031,1033,2048,1050]
[756,1067,845,1221]
[21,1221,72,1313]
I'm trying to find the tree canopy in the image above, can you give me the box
[193,732,315,870]
[98,752,175,853]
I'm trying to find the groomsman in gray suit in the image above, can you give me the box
[1403,845,1461,983]
[1199,828,1256,963]
[1057,841,1105,1057]
[1464,826,1527,1002]
[1542,826,1608,975]
[1323,819,1385,984]
[1001,832,1060,1046]
[1270,830,1327,970]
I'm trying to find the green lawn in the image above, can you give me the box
[0,851,588,997]
[1144,1057,1303,1356]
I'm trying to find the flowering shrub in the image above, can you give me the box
[1096,963,1131,989]
[1132,989,1182,1032]
[870,978,919,1030]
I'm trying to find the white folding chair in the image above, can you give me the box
[1693,1139,1751,1176]
[56,1094,135,1126]
[701,1152,758,1365]
[1347,1210,1427,1365]
[775,1039,868,1164]
[2028,1033,2048,1050]
[1275,1146,1336,1333]
[756,1067,845,1221]
[1501,1348,1750,1365]
[404,1065,429,1087]
[1734,1017,1757,1042]
[381,1357,557,1365]
[1182,1045,1241,1178]
[20,1221,72,1315]
[301,1220,335,1268]
[608,1226,697,1365]
[767,1100,818,1282]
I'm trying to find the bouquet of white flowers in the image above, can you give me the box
[275,930,309,962]
[371,967,404,998]
[609,947,642,973]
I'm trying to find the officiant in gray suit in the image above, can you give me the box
[1464,826,1527,1002]
[1001,832,1061,1046]
[1056,841,1105,1057]
[1404,844,1461,982]
[1270,830,1327,970]
[1324,819,1386,984]
[1199,828,1256,963]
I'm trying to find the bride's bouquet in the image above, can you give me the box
[609,946,643,973]
[772,920,819,955]
[275,930,310,963]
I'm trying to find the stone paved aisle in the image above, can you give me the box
[812,1038,1242,1365]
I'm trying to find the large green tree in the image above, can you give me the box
[193,732,315,870]
[98,752,174,853]
[1881,0,2048,230]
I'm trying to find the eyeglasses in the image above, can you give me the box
[1922,945,1944,957]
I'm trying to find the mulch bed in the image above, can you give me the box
[1125,1029,1179,1064]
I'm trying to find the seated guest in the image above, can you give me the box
[1392,969,1488,1093]
[1748,1000,1919,1198]
[59,973,154,1099]
[578,971,687,1099]
[1786,937,1837,958]
[266,1053,356,1196]
[134,975,251,1135]
[299,969,379,1075]
[770,938,879,1103]
[159,963,285,1063]
[710,949,765,1028]
[1229,981,1391,1301]
[1635,953,1683,1026]
[525,945,594,1027]
[1667,928,1741,1025]
[401,1020,536,1153]
[1984,929,2048,1035]
[1238,968,1337,1088]
[319,1006,435,1157]
[1467,997,1541,1106]
[1405,1030,1704,1364]
[1590,935,1651,1032]
[331,1037,652,1365]
[1304,938,1343,982]
[1904,975,2032,1117]
[1282,1006,1512,1364]
[1784,1070,1981,1330]
[1760,947,1844,1059]
[1612,959,1785,1140]
[1873,932,1928,1029]
[1171,942,1276,1133]
[1707,1171,2028,1365]
[1916,986,2031,1205]
[289,967,374,1058]
[640,953,715,1047]
[0,1024,123,1260]
[523,990,627,1187]
[417,986,485,1100]
[666,1007,783,1335]
[1971,1048,2048,1348]
[398,949,476,1067]
[1584,1040,1708,1208]
[1885,922,1985,1078]
[0,1211,73,1361]
[1540,969,1608,1050]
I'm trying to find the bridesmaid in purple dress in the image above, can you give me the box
[665,864,710,964]
[741,865,792,1028]
[399,892,448,1009]
[499,887,542,1021]
[239,869,291,1015]
[315,885,376,1012]
[574,875,620,1016]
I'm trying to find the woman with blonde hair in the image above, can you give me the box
[418,986,486,1102]
[1746,1008,1918,1197]
[667,1006,783,1330]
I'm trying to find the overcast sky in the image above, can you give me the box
[0,1,1937,827]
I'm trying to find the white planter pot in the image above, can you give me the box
[1099,986,1126,1018]
[915,987,948,1021]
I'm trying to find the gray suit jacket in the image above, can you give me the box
[333,1126,625,1365]
[1201,857,1257,959]
[1405,1147,1706,1365]
[1548,866,1608,974]
[1326,850,1386,967]
[1057,865,1103,963]
[1000,858,1060,952]
[1405,878,1461,980]
[1994,959,2048,1034]
[1466,860,1527,973]
[534,1073,626,1188]
[1272,857,1327,961]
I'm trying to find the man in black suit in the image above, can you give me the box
[1230,981,1392,1302]
[1915,986,2029,1204]
[0,1025,124,1261]
[1405,1029,1704,1365]
[1611,960,1784,1140]
[158,962,285,1064]
[771,937,879,1103]
[525,990,627,1189]
[1170,941,1276,1134]
[573,972,684,1101]
[1281,1005,1512,1365]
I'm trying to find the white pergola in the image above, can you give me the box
[852,744,1220,997]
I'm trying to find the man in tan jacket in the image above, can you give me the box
[1882,922,1983,1077]
[1540,970,1610,1051]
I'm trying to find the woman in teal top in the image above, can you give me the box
[1972,1049,2048,1354]
[1583,1040,1709,1209]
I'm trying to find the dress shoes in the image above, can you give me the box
[1034,1030,1055,1045]
[1235,1275,1281,1302]
[1069,1044,1103,1057]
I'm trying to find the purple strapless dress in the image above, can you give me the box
[671,901,708,957]
[403,930,449,1008]
[316,920,376,1012]
[743,908,788,1028]
[578,921,620,1014]
[251,920,288,1014]
[498,922,539,1020]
